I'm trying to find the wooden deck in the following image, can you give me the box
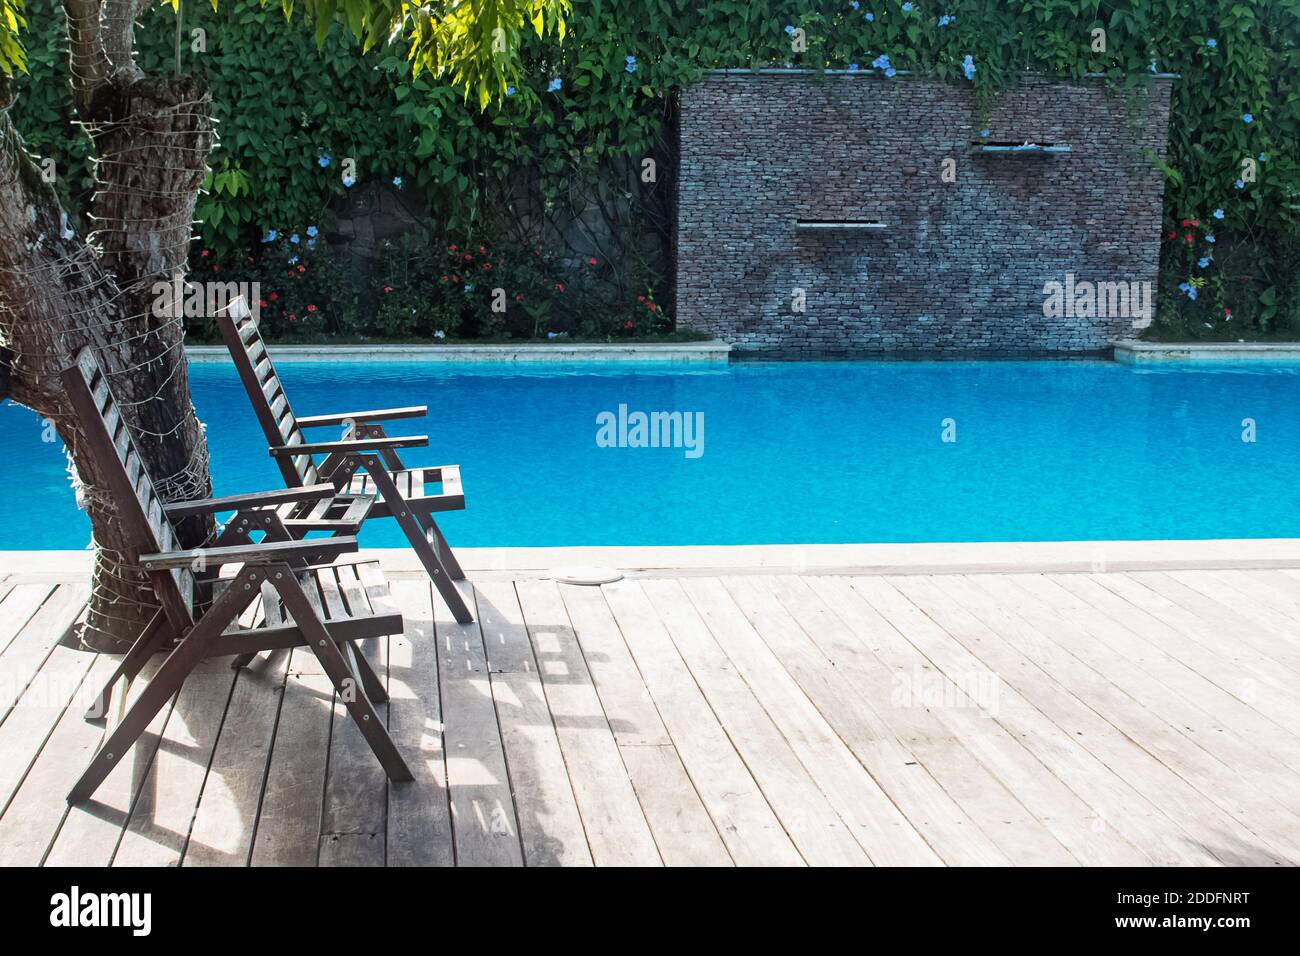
[2,560,1300,866]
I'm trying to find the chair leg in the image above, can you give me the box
[68,570,260,804]
[419,513,466,581]
[363,458,473,624]
[274,572,412,783]
[84,609,170,721]
[347,641,388,704]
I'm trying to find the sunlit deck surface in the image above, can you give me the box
[2,544,1299,867]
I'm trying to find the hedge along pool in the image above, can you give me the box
[2,359,1299,550]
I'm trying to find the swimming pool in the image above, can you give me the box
[2,358,1298,549]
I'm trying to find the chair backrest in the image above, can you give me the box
[216,300,319,488]
[61,349,195,623]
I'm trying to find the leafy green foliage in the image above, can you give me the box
[8,0,1300,337]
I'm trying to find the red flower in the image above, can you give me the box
[384,286,394,293]
[1166,230,1176,240]
[463,254,472,261]
[1181,219,1190,227]
[269,292,278,301]
[1225,308,1232,317]
[478,245,486,253]
[448,244,457,252]
[624,320,633,329]
[288,314,298,321]
[555,282,565,292]
[212,265,219,273]
[637,295,645,302]
[1183,233,1193,243]
[646,302,656,312]
[307,304,317,313]
[483,262,492,270]
[258,299,267,308]
[588,257,597,266]
[246,256,254,264]
[1190,219,1199,227]
[451,274,460,283]
[297,265,306,272]
[200,249,209,257]
[515,293,524,302]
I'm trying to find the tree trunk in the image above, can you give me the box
[0,69,215,652]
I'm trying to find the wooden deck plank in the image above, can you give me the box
[724,574,1017,866]
[182,651,291,866]
[43,657,174,867]
[604,580,802,866]
[318,565,390,867]
[475,578,591,866]
[112,659,240,866]
[249,647,331,867]
[0,653,115,865]
[514,578,660,866]
[852,576,1158,865]
[1065,572,1300,714]
[560,584,732,867]
[385,580,454,867]
[436,584,523,866]
[1146,571,1300,676]
[766,574,1078,866]
[963,574,1297,865]
[654,578,872,866]
[0,584,89,724]
[803,575,1134,866]
[1034,574,1300,794]
[885,575,1226,866]
[0,583,52,658]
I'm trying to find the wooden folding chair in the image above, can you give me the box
[216,303,473,624]
[61,348,413,804]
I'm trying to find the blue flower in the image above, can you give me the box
[1258,152,1267,162]
[902,1,913,10]
[1213,208,1225,219]
[506,86,516,96]
[1178,282,1190,293]
[865,12,874,22]
[871,54,891,70]
[392,176,402,188]
[784,25,795,34]
[938,15,952,27]
[885,68,897,77]
[262,229,277,243]
[289,233,300,244]
[848,63,859,72]
[1150,60,1158,74]
[318,155,331,168]
[851,1,859,8]
[1235,179,1245,189]
[342,175,355,188]
[1188,288,1198,300]
[962,54,976,81]
[1242,113,1253,123]
[464,283,474,293]
[1205,234,1216,243]
[1206,38,1217,49]
[1198,257,1210,268]
[288,255,299,265]
[547,77,563,92]
[625,55,638,73]
[306,225,318,238]
[980,128,990,138]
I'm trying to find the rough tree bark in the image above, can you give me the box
[0,1,215,651]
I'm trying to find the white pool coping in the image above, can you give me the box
[1114,340,1300,363]
[6,539,1300,580]
[186,342,732,363]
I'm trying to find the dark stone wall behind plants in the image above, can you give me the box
[676,71,1174,354]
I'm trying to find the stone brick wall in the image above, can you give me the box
[675,71,1174,354]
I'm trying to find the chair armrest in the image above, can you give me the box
[139,536,359,571]
[162,483,338,518]
[270,435,429,457]
[296,406,428,428]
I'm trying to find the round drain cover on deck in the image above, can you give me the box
[552,568,624,586]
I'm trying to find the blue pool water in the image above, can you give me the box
[2,359,1298,549]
